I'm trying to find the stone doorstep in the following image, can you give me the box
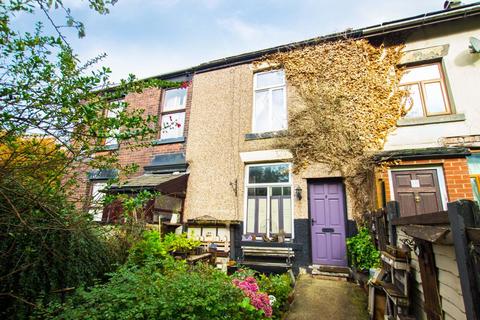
[308,265,352,281]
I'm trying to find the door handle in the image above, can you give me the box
[414,194,421,203]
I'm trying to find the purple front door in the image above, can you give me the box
[309,181,347,266]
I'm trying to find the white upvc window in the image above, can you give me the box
[160,88,187,140]
[89,181,107,221]
[105,99,124,147]
[252,70,287,133]
[244,163,294,238]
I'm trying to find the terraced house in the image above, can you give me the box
[82,73,193,225]
[82,2,480,281]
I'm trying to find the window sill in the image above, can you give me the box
[397,113,465,127]
[152,137,185,145]
[245,130,287,141]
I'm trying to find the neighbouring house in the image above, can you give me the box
[80,2,480,282]
[80,72,193,225]
[369,9,480,318]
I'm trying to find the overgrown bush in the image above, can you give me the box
[0,176,127,319]
[347,227,380,271]
[127,230,169,266]
[38,261,263,320]
[37,231,295,320]
[38,231,267,320]
[257,273,292,318]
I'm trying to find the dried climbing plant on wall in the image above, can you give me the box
[258,39,408,221]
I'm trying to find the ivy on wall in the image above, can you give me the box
[258,39,408,220]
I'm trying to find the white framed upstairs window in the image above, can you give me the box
[253,70,287,133]
[244,163,294,238]
[105,108,119,146]
[400,63,452,118]
[160,88,187,140]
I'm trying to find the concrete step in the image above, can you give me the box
[307,265,351,281]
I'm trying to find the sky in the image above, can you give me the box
[12,0,479,81]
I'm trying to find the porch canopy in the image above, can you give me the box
[108,173,189,196]
[102,173,189,223]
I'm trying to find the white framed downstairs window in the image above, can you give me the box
[244,163,293,238]
[88,181,107,221]
[252,70,287,133]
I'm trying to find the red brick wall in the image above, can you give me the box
[116,86,192,175]
[376,157,473,207]
[76,83,193,208]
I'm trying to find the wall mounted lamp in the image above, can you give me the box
[295,186,302,201]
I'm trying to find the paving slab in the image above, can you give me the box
[286,275,368,320]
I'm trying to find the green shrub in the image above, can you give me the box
[37,231,268,319]
[231,267,293,319]
[127,230,168,266]
[39,261,264,320]
[162,232,201,253]
[37,231,298,319]
[0,177,126,319]
[231,267,258,280]
[347,227,380,271]
[257,273,292,319]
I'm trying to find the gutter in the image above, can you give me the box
[151,3,480,78]
[361,3,480,37]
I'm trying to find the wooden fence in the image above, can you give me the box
[368,200,480,320]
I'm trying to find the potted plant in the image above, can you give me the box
[163,233,202,258]
[347,227,380,286]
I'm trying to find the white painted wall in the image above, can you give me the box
[384,18,480,151]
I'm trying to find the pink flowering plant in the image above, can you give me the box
[231,268,293,319]
[233,276,273,318]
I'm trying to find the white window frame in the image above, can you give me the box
[252,70,287,133]
[160,88,187,140]
[105,99,124,147]
[243,162,295,239]
[387,166,448,211]
[162,88,187,113]
[89,181,107,221]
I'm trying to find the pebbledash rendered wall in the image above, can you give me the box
[183,63,357,267]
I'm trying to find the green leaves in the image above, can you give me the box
[0,1,183,318]
[162,232,202,253]
[40,255,254,319]
[346,227,380,271]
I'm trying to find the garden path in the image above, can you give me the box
[286,275,368,320]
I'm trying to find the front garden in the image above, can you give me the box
[36,231,293,320]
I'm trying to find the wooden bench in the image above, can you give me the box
[241,246,294,268]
